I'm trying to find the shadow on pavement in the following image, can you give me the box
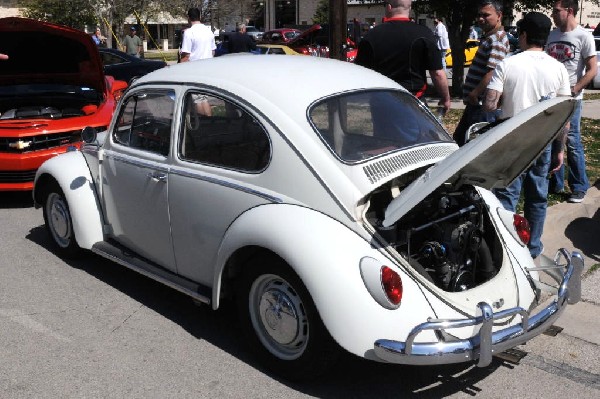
[565,208,600,264]
[0,191,34,209]
[25,224,515,397]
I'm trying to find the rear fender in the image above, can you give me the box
[214,204,435,358]
[33,151,104,249]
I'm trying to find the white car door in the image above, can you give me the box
[168,91,272,285]
[102,90,177,271]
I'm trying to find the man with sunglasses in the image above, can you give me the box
[355,0,450,114]
[546,0,597,203]
[453,0,510,146]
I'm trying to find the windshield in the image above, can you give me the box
[309,90,452,163]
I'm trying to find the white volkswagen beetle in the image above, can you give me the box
[33,56,582,380]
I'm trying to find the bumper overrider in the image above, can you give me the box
[374,249,584,367]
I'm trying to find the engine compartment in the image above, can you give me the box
[365,177,503,292]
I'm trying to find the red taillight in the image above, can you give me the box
[381,266,403,305]
[513,214,531,245]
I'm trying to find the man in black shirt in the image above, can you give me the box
[355,0,450,113]
[227,24,257,54]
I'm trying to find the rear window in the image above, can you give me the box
[309,90,452,163]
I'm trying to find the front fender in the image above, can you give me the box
[33,151,103,249]
[214,204,436,359]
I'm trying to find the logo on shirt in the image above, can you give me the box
[546,41,576,63]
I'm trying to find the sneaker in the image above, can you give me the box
[567,191,585,203]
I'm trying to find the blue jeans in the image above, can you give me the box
[549,99,589,194]
[454,103,499,146]
[440,49,447,71]
[494,145,551,258]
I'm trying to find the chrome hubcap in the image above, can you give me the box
[46,193,71,248]
[249,274,308,360]
[260,289,298,345]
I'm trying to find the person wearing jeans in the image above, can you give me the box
[484,12,570,259]
[546,0,597,203]
[548,99,589,199]
[494,146,552,258]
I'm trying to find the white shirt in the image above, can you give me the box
[546,25,596,99]
[487,50,571,119]
[181,23,216,61]
[434,22,450,50]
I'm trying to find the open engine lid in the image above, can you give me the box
[383,97,575,227]
[0,17,106,93]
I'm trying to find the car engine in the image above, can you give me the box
[365,180,501,292]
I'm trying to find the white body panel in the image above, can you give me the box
[33,151,104,249]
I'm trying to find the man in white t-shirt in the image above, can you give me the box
[180,7,216,116]
[483,12,571,259]
[433,17,450,71]
[180,7,216,62]
[545,0,597,203]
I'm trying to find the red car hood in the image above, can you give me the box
[0,17,106,93]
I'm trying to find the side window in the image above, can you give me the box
[112,90,175,156]
[179,91,270,171]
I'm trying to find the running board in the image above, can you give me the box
[91,241,211,305]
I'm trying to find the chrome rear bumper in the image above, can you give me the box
[374,249,583,367]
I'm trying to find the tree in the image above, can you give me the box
[19,0,96,28]
[314,0,328,24]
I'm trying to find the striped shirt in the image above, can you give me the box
[463,29,510,98]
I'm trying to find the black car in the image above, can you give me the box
[98,48,167,84]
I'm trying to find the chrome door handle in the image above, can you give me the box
[147,172,167,182]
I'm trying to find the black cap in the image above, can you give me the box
[130,26,136,31]
[517,12,551,42]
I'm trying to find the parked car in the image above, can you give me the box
[98,47,167,84]
[245,26,263,42]
[445,39,479,67]
[287,24,357,62]
[589,36,600,89]
[255,44,303,55]
[33,56,582,380]
[261,28,301,44]
[0,17,127,191]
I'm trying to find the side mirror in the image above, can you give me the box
[81,126,98,144]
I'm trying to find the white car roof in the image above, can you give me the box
[133,55,404,112]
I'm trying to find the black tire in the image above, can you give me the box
[236,254,341,380]
[42,182,81,258]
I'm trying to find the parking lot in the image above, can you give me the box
[1,191,599,398]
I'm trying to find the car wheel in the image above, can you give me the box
[236,255,341,380]
[42,183,81,258]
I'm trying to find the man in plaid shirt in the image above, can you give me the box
[454,0,510,146]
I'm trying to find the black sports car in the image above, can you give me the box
[98,47,167,84]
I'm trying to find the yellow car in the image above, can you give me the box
[445,39,479,67]
[255,44,303,55]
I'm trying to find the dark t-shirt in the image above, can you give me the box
[227,32,257,53]
[355,20,442,95]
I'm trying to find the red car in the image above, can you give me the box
[0,18,127,191]
[287,24,358,62]
[261,28,301,44]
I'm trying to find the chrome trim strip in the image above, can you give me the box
[91,242,211,305]
[373,249,581,366]
[104,151,282,203]
[169,167,283,204]
[104,151,169,173]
